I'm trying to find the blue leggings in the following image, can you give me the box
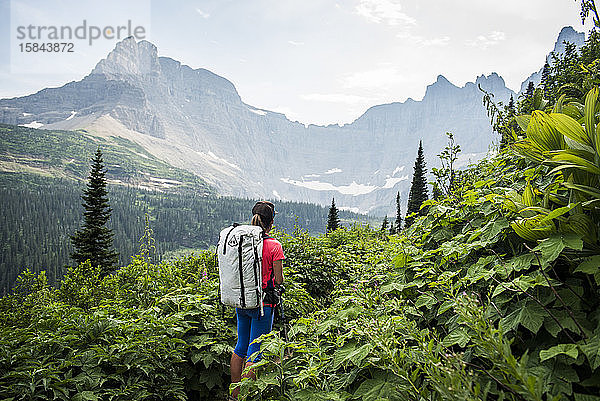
[233,306,274,362]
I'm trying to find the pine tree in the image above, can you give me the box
[394,191,402,231]
[71,147,118,275]
[326,197,340,233]
[405,141,429,228]
[508,94,516,115]
[525,81,535,98]
[381,215,389,232]
[519,81,536,114]
[541,62,551,98]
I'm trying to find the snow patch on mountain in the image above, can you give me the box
[383,175,409,189]
[391,166,405,176]
[206,151,241,170]
[248,107,267,116]
[20,121,43,128]
[281,178,377,196]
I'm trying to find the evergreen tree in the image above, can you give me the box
[389,221,396,235]
[394,191,403,231]
[71,147,118,275]
[326,197,340,233]
[520,81,536,114]
[525,81,535,98]
[501,94,519,149]
[405,141,429,228]
[541,62,551,98]
[381,215,389,233]
[507,94,516,115]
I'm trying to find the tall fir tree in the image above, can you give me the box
[501,94,518,149]
[326,197,340,233]
[394,191,403,231]
[525,81,535,98]
[71,147,118,275]
[520,81,536,114]
[541,62,551,98]
[380,215,389,232]
[405,141,429,228]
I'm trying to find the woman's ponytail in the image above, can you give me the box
[251,201,275,232]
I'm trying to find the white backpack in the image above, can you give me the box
[217,224,265,315]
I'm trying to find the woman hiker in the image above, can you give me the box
[229,201,285,400]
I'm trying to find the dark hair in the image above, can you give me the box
[251,201,275,231]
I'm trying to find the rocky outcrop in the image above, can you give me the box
[0,28,584,215]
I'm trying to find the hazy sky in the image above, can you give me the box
[0,0,594,125]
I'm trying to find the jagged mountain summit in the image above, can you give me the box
[519,26,585,94]
[0,28,581,215]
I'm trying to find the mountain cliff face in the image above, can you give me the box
[519,26,585,94]
[0,28,582,215]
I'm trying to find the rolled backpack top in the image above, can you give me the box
[217,224,265,316]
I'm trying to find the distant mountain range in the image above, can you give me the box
[0,26,585,215]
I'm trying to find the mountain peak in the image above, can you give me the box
[422,74,458,99]
[92,37,160,77]
[435,74,452,85]
[551,26,585,59]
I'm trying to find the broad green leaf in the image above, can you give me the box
[492,272,549,298]
[442,328,470,347]
[73,392,99,401]
[550,146,598,163]
[380,282,413,295]
[348,344,373,367]
[534,234,583,265]
[527,110,566,152]
[562,103,584,120]
[511,216,554,242]
[332,342,372,369]
[437,299,454,316]
[562,182,600,199]
[550,112,591,147]
[574,393,600,401]
[191,351,204,365]
[537,203,579,224]
[354,376,401,401]
[332,342,355,370]
[481,217,509,242]
[574,256,600,285]
[466,255,495,284]
[415,293,438,309]
[292,389,351,401]
[581,334,600,370]
[544,309,586,337]
[539,344,579,361]
[596,121,600,161]
[548,153,600,175]
[501,301,545,333]
[553,94,566,113]
[513,139,546,162]
[523,182,536,206]
[584,86,598,145]
[516,114,531,132]
[495,254,536,277]
[574,255,600,275]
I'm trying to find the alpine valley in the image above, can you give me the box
[0,27,585,216]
